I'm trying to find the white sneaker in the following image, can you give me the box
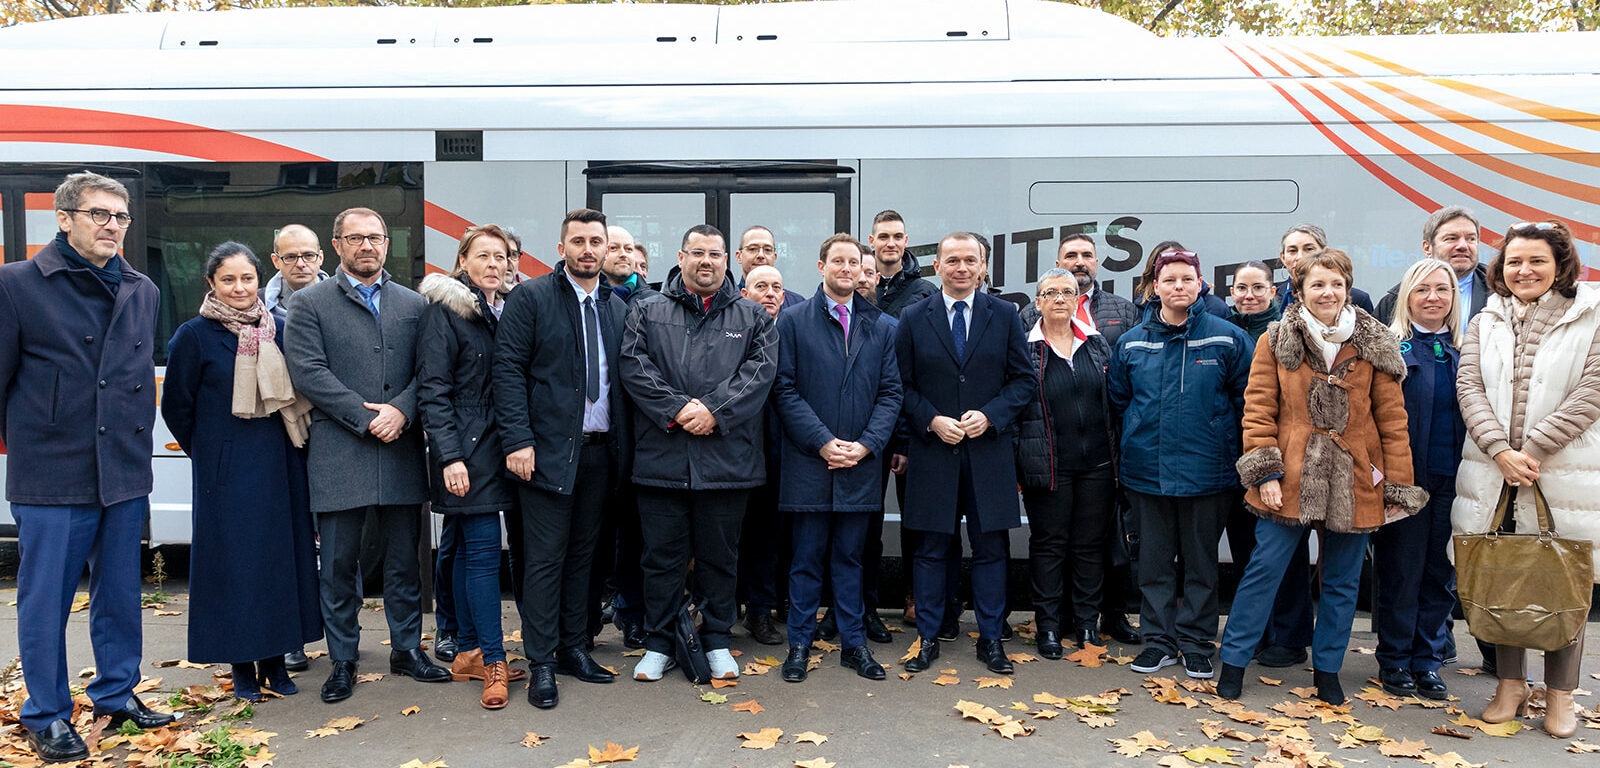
[707,648,739,680]
[633,651,674,682]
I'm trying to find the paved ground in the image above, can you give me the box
[2,579,1599,768]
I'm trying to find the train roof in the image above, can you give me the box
[2,0,1596,91]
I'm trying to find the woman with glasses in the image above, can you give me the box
[416,225,524,709]
[1217,248,1424,706]
[161,242,322,701]
[1371,259,1465,702]
[1016,269,1119,660]
[1454,221,1600,738]
[1228,261,1281,340]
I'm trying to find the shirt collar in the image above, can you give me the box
[565,267,599,303]
[825,293,852,315]
[942,291,974,313]
[342,269,385,291]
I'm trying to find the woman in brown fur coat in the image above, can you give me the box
[1215,249,1427,705]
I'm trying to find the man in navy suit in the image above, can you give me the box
[895,233,1033,675]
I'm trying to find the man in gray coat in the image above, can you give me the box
[286,206,449,703]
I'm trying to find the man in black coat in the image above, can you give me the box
[872,209,938,318]
[493,209,631,708]
[1373,206,1491,325]
[896,233,1034,676]
[1,172,174,762]
[619,224,778,683]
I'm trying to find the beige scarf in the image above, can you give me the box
[198,292,313,447]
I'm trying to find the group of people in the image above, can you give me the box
[4,171,1598,764]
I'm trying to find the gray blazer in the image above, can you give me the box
[286,268,428,513]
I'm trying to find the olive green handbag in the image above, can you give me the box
[1454,481,1593,653]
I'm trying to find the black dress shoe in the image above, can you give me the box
[1000,622,1015,641]
[863,612,894,644]
[744,611,784,646]
[528,664,558,709]
[1378,667,1416,697]
[1414,670,1449,700]
[556,647,616,683]
[285,648,310,672]
[1073,628,1098,649]
[841,646,886,680]
[1101,614,1142,645]
[976,639,1014,674]
[321,660,357,703]
[25,719,88,763]
[390,648,451,682]
[97,695,177,730]
[816,610,839,641]
[937,611,961,642]
[621,621,647,650]
[433,631,459,663]
[781,645,810,683]
[904,638,941,672]
[1038,630,1064,660]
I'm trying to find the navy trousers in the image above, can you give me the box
[15,499,146,732]
[788,511,870,648]
[1373,473,1456,673]
[736,480,784,614]
[446,513,506,663]
[1221,518,1368,672]
[607,484,646,627]
[1225,507,1315,651]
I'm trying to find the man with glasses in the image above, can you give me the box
[620,224,778,683]
[735,225,805,308]
[286,207,447,704]
[2,171,173,762]
[263,224,327,320]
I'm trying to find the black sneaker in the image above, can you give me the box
[1129,647,1177,674]
[1183,653,1214,679]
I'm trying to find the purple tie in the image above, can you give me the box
[834,303,850,351]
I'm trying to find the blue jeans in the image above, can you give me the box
[1220,517,1368,672]
[445,514,505,663]
[14,499,147,732]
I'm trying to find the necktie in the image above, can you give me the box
[584,296,601,403]
[952,300,967,362]
[355,282,379,318]
[1074,294,1094,342]
[834,303,850,353]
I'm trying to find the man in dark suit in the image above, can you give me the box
[1374,206,1491,325]
[2,172,174,762]
[286,206,448,704]
[494,208,631,708]
[896,232,1033,675]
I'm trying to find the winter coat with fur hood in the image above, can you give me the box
[1236,304,1427,533]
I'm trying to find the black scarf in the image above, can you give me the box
[55,231,123,294]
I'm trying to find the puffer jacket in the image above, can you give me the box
[1452,284,1600,580]
[1234,305,1426,533]
[416,274,514,514]
[620,267,778,490]
[1108,300,1254,497]
[876,250,939,319]
[1015,321,1116,489]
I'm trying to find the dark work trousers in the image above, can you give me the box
[503,506,528,625]
[1128,490,1230,658]
[586,483,629,638]
[1373,473,1457,674]
[736,479,784,616]
[445,513,506,663]
[13,499,146,732]
[607,483,646,627]
[913,461,1009,641]
[519,443,612,665]
[433,521,459,636]
[1101,495,1138,621]
[789,511,871,648]
[862,463,907,610]
[637,487,750,655]
[318,504,425,661]
[1225,505,1314,651]
[1023,463,1115,633]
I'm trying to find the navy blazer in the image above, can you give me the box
[0,240,158,506]
[1400,331,1466,480]
[773,289,902,513]
[894,290,1033,534]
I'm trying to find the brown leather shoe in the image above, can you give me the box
[481,661,510,710]
[1545,688,1578,738]
[451,648,527,683]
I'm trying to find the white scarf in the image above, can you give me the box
[1299,304,1355,371]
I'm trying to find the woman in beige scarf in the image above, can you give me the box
[160,241,322,702]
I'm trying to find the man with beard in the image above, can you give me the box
[494,209,631,708]
[1374,206,1490,325]
[621,225,778,683]
[263,224,328,320]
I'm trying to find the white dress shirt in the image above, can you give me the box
[567,271,611,433]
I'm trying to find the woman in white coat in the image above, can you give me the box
[1453,220,1600,738]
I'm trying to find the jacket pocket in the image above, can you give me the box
[47,368,61,425]
[214,441,234,486]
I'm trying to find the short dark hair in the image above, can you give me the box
[872,210,904,228]
[819,233,865,261]
[1232,260,1274,281]
[681,224,724,250]
[968,232,991,259]
[1059,232,1096,250]
[1289,248,1354,298]
[560,208,607,241]
[205,241,260,282]
[1424,206,1479,245]
[333,207,385,238]
[936,232,983,260]
[1487,221,1581,299]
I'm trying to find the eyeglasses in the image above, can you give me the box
[1510,221,1559,233]
[274,252,322,264]
[62,208,133,228]
[684,249,727,260]
[742,245,776,255]
[1233,284,1272,296]
[341,234,388,247]
[1038,289,1077,302]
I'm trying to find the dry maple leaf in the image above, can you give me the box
[620,648,646,657]
[1258,676,1283,686]
[794,759,836,768]
[939,668,959,675]
[990,717,1034,739]
[743,662,771,676]
[1270,701,1318,719]
[1079,713,1116,728]
[1344,724,1385,742]
[1007,701,1030,711]
[900,639,922,664]
[588,741,640,763]
[521,732,549,748]
[792,731,828,745]
[1007,653,1038,664]
[1182,745,1241,764]
[153,610,182,616]
[305,715,374,738]
[898,672,915,681]
[1379,738,1430,758]
[1569,740,1600,753]
[1449,712,1523,737]
[755,654,782,666]
[1157,755,1190,768]
[1109,729,1173,757]
[731,700,765,714]
[701,691,728,704]
[355,673,385,684]
[1029,709,1060,720]
[1418,751,1485,768]
[955,700,1004,724]
[711,678,738,689]
[1287,685,1318,699]
[738,727,784,750]
[400,706,420,716]
[1034,692,1071,708]
[1066,643,1108,668]
[395,760,447,768]
[933,675,961,686]
[975,676,1013,689]
[1455,667,1482,676]
[812,639,841,653]
[1430,725,1472,739]
[553,760,592,768]
[1353,686,1406,711]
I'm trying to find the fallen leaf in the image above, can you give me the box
[1430,725,1472,739]
[990,717,1034,739]
[587,741,640,763]
[1344,725,1385,742]
[1288,685,1319,699]
[553,760,592,768]
[793,731,828,745]
[1418,752,1484,768]
[809,653,823,671]
[1179,679,1217,695]
[1455,667,1483,676]
[1080,713,1116,728]
[731,700,764,715]
[401,706,420,716]
[975,676,1014,689]
[955,700,1005,724]
[1351,646,1376,655]
[151,659,181,668]
[700,692,728,705]
[520,732,549,748]
[711,678,738,689]
[1157,756,1190,768]
[1034,692,1071,708]
[70,593,90,612]
[1067,642,1108,668]
[897,672,914,681]
[153,610,182,616]
[755,654,782,666]
[795,759,835,768]
[395,761,447,768]
[1181,745,1241,764]
[899,638,922,663]
[355,673,385,684]
[813,639,841,653]
[1007,702,1030,711]
[306,715,375,738]
[1007,652,1038,664]
[1380,738,1430,758]
[306,650,328,659]
[1258,676,1283,686]
[1029,709,1060,720]
[1568,740,1600,753]
[738,727,784,750]
[620,648,646,657]
[933,675,961,686]
[503,630,522,643]
[1450,712,1523,737]
[743,662,771,675]
[1108,653,1136,665]
[1271,700,1320,719]
[1353,686,1406,711]
[940,668,958,675]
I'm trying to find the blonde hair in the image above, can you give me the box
[1387,258,1462,348]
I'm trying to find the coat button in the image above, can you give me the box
[134,384,142,392]
[135,341,143,349]
[373,346,381,353]
[99,380,107,388]
[384,384,391,391]
[98,426,107,435]
[135,426,145,434]
[84,335,95,344]
[952,448,959,455]
[959,375,966,383]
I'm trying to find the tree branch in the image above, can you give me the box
[1148,0,1183,30]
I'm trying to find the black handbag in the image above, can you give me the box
[673,600,712,684]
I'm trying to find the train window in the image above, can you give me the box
[729,191,838,297]
[596,192,707,285]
